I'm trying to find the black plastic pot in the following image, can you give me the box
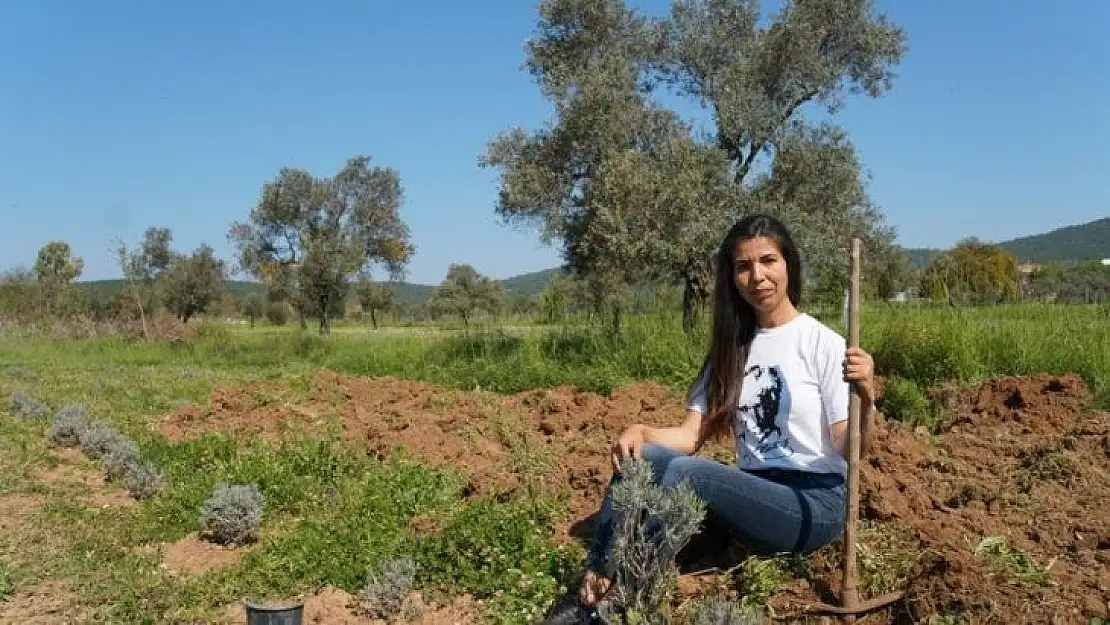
[243,599,304,625]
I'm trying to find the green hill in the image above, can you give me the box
[1000,217,1109,263]
[904,217,1109,266]
[501,267,564,297]
[76,268,561,307]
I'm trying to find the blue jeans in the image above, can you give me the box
[586,443,846,575]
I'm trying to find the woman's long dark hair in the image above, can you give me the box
[693,214,803,451]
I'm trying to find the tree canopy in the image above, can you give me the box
[428,264,504,326]
[921,238,1020,305]
[481,0,906,329]
[228,155,414,335]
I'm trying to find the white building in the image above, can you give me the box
[1101,258,1110,266]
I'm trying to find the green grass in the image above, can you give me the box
[0,343,584,623]
[0,301,1106,621]
[7,301,1107,407]
[973,536,1054,588]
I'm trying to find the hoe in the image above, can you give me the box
[789,238,905,622]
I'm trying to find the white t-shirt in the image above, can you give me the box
[688,313,849,476]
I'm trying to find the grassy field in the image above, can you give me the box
[0,302,1107,622]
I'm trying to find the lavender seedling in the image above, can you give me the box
[199,483,264,546]
[600,456,706,625]
[10,391,49,420]
[691,598,764,625]
[46,405,89,447]
[359,556,418,619]
[78,421,125,460]
[124,461,164,500]
[102,438,142,481]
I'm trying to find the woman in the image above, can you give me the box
[565,214,881,613]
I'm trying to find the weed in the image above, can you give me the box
[199,483,264,546]
[856,522,918,597]
[737,555,788,609]
[1014,444,1077,492]
[124,461,164,500]
[359,556,417,619]
[0,563,12,602]
[877,377,934,431]
[9,391,49,420]
[418,496,580,624]
[45,405,88,448]
[973,536,1053,587]
[690,598,763,625]
[601,456,707,624]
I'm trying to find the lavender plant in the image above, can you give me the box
[78,421,125,460]
[600,456,706,624]
[199,483,264,546]
[46,405,88,447]
[124,461,165,500]
[102,439,142,481]
[691,598,764,625]
[9,391,49,420]
[359,556,417,619]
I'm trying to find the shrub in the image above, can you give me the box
[9,391,49,420]
[78,421,125,460]
[124,461,164,500]
[46,405,89,448]
[360,556,417,619]
[102,439,142,481]
[265,302,289,326]
[691,598,763,625]
[878,376,934,430]
[199,483,264,546]
[600,456,706,624]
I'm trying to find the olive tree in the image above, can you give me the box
[428,264,503,326]
[482,0,906,330]
[228,155,414,335]
[355,276,395,330]
[161,244,229,323]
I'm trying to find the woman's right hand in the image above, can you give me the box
[611,424,646,472]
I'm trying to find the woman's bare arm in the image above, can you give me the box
[829,400,878,458]
[641,409,704,455]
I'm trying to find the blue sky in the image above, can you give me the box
[2,1,1107,284]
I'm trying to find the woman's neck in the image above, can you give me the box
[756,301,800,329]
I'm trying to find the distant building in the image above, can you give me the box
[1102,258,1110,266]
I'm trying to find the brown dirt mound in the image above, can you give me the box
[161,370,1109,623]
[158,534,252,576]
[37,448,135,509]
[851,373,1110,623]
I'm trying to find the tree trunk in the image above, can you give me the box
[682,277,697,335]
[610,303,622,335]
[318,296,331,336]
[370,308,378,330]
[681,268,710,335]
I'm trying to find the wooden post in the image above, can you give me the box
[842,238,862,619]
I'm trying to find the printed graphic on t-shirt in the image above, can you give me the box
[737,364,794,463]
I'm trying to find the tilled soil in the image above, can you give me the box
[161,371,1110,624]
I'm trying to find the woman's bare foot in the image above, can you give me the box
[579,570,612,605]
